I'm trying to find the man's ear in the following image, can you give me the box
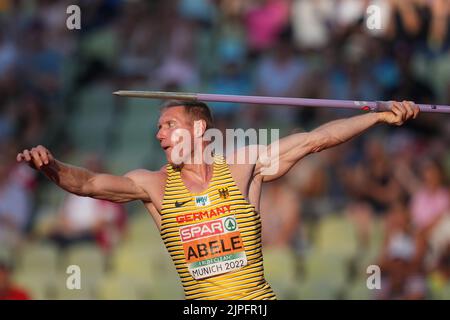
[193,120,206,138]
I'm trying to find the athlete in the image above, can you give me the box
[16,99,419,299]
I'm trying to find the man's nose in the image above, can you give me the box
[156,128,165,141]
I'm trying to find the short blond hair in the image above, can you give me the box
[160,100,215,130]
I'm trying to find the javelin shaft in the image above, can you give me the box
[113,91,450,114]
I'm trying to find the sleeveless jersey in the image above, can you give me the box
[160,155,276,300]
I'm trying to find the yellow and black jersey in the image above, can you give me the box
[160,155,276,300]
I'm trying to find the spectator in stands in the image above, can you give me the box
[0,26,18,83]
[427,243,450,299]
[291,0,334,50]
[207,42,252,120]
[386,0,423,42]
[0,102,16,145]
[260,177,300,248]
[0,152,32,252]
[376,200,427,300]
[287,153,329,247]
[244,0,291,55]
[427,0,450,52]
[17,18,63,103]
[15,94,49,148]
[345,136,405,251]
[408,159,450,271]
[410,159,449,232]
[0,260,30,300]
[254,28,307,129]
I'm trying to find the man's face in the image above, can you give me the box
[156,106,194,164]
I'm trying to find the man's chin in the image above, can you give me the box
[165,154,184,167]
[164,149,193,166]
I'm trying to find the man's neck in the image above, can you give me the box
[181,162,213,183]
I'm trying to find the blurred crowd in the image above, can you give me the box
[0,0,449,300]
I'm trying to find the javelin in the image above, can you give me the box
[113,90,450,114]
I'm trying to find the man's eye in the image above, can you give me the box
[168,122,175,128]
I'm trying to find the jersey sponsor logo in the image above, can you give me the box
[195,195,210,207]
[176,205,231,224]
[180,219,224,242]
[179,216,237,242]
[218,187,229,199]
[175,200,190,207]
[223,217,237,231]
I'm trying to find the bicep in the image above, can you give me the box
[83,170,151,203]
[255,132,317,182]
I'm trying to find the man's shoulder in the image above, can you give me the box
[224,147,258,185]
[225,145,259,169]
[224,145,260,163]
[124,166,168,183]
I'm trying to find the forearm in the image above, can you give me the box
[41,160,95,196]
[16,146,150,202]
[311,112,383,151]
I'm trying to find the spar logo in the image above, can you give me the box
[224,217,237,231]
[179,216,238,242]
[195,195,210,207]
[180,220,223,242]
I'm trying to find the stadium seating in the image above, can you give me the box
[16,242,59,275]
[67,84,116,153]
[12,272,51,300]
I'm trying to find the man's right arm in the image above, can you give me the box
[16,145,151,203]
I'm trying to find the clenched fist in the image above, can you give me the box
[16,145,55,170]
[380,100,420,126]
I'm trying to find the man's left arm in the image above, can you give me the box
[255,101,419,182]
